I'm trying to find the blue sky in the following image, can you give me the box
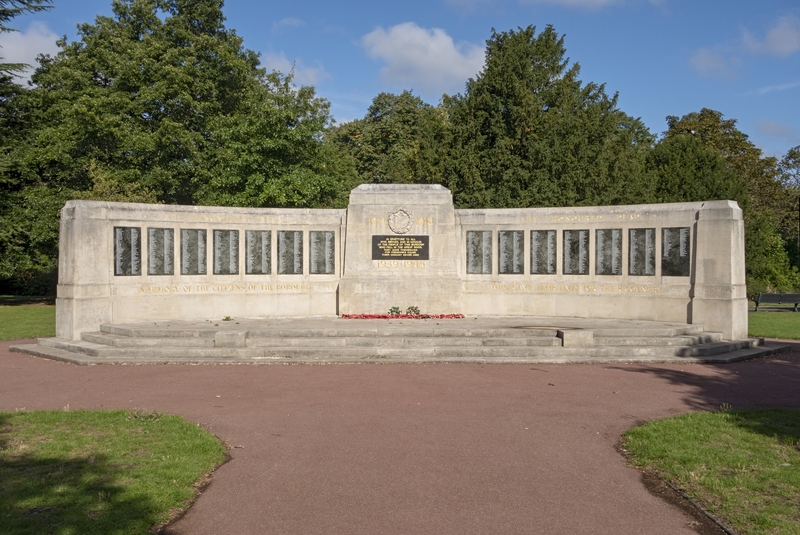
[3,0,799,158]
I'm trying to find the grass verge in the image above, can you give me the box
[0,409,227,534]
[0,305,56,340]
[748,311,800,340]
[623,409,800,535]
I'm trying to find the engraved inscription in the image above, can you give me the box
[114,227,141,276]
[181,229,206,275]
[213,229,239,275]
[662,227,690,277]
[375,260,426,269]
[466,231,492,274]
[148,228,174,275]
[629,228,655,276]
[137,283,313,294]
[530,230,556,274]
[563,229,589,275]
[499,230,524,274]
[310,231,335,274]
[595,229,622,276]
[278,231,303,275]
[550,215,603,223]
[245,230,271,275]
[486,283,662,294]
[372,235,429,260]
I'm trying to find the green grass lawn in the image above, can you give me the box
[748,311,800,340]
[0,409,227,535]
[0,305,55,340]
[623,409,800,535]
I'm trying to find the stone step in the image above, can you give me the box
[100,324,217,338]
[82,332,215,347]
[588,324,706,337]
[9,343,789,365]
[35,336,763,360]
[594,333,723,346]
[246,336,563,348]
[94,324,709,341]
[77,331,721,350]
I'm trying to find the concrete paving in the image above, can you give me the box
[2,338,799,534]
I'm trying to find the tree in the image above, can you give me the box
[779,145,800,271]
[328,91,449,186]
[444,25,654,209]
[195,71,357,208]
[0,0,355,292]
[646,134,747,206]
[664,109,785,221]
[662,109,798,293]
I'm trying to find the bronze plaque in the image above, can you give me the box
[372,235,429,260]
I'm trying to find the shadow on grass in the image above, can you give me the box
[724,407,800,444]
[0,414,162,535]
[0,297,55,306]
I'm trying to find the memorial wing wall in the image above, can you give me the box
[56,192,745,341]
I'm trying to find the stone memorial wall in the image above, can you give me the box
[56,184,747,340]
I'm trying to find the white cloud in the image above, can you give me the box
[261,51,329,86]
[361,22,484,95]
[271,17,305,33]
[0,21,60,80]
[757,120,797,140]
[746,81,800,96]
[744,14,800,57]
[689,48,740,78]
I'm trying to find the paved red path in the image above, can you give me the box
[2,340,799,534]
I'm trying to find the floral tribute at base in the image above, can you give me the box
[341,314,465,319]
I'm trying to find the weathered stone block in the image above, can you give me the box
[557,330,594,348]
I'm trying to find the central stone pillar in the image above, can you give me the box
[338,184,463,315]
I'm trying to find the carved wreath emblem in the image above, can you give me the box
[387,207,413,234]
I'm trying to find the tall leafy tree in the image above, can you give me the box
[328,91,449,185]
[0,1,53,292]
[662,109,798,293]
[196,71,357,209]
[1,0,354,292]
[444,25,654,209]
[779,145,800,271]
[646,134,747,206]
[664,109,785,222]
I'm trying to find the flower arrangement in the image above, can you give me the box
[342,306,464,320]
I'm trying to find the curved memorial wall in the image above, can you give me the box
[56,184,747,341]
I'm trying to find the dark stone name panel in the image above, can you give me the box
[372,235,429,260]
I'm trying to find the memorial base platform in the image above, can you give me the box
[11,316,787,365]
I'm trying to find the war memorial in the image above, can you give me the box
[13,184,780,364]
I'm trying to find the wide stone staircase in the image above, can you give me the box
[11,316,784,365]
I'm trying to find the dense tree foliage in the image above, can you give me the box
[646,133,748,206]
[0,0,53,292]
[328,91,447,185]
[0,0,355,292]
[660,109,799,294]
[443,26,654,209]
[1,6,797,295]
[779,146,800,272]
